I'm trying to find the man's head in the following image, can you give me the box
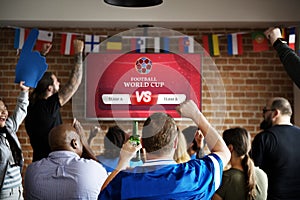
[49,124,83,156]
[142,112,178,157]
[260,97,292,130]
[30,72,60,102]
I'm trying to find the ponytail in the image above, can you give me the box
[241,154,256,200]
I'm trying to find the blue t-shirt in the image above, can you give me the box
[97,155,143,173]
[99,154,223,200]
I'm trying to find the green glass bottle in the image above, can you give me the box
[130,121,141,162]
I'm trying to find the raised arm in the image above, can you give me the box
[58,40,84,106]
[101,140,142,191]
[176,100,230,166]
[73,119,98,162]
[264,27,300,89]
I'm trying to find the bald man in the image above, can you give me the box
[252,97,300,199]
[24,122,107,199]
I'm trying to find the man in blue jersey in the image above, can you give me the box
[99,100,230,199]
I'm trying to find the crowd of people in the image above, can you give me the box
[1,26,300,199]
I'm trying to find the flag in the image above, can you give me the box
[85,35,100,53]
[227,33,243,55]
[159,37,170,53]
[202,34,220,56]
[297,27,300,56]
[14,28,30,49]
[154,37,160,53]
[281,28,286,39]
[35,30,53,51]
[288,27,296,50]
[178,36,194,53]
[134,37,146,53]
[60,33,77,55]
[252,32,269,52]
[106,36,122,51]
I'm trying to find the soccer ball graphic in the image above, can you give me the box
[135,57,152,74]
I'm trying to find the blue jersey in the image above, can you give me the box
[99,154,223,200]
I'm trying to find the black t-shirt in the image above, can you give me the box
[25,93,62,161]
[252,125,300,199]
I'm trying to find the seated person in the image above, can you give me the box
[24,120,107,199]
[212,127,268,200]
[89,125,143,173]
[99,100,230,199]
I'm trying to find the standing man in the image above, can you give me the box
[252,97,300,199]
[25,40,84,161]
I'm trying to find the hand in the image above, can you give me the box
[118,140,142,170]
[73,40,84,54]
[176,100,201,122]
[40,43,52,56]
[264,27,282,45]
[194,130,205,149]
[90,126,100,138]
[87,126,100,145]
[19,81,30,92]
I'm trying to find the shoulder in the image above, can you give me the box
[254,167,268,180]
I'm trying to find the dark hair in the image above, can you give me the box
[103,126,126,158]
[271,97,292,117]
[182,126,199,151]
[142,112,178,155]
[223,127,256,200]
[29,72,54,104]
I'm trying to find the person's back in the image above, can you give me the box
[252,125,300,199]
[99,100,231,199]
[25,40,84,161]
[252,97,300,199]
[100,155,223,199]
[25,91,62,161]
[25,123,107,199]
[213,127,267,200]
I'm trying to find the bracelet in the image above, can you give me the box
[273,38,287,48]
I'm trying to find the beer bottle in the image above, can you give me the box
[129,121,141,162]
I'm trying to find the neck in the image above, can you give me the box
[274,116,292,126]
[146,153,173,161]
[230,156,243,171]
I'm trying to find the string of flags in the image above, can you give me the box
[12,26,300,56]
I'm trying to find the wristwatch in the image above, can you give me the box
[273,38,287,48]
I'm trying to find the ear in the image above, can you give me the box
[47,84,53,92]
[71,138,78,149]
[272,109,280,119]
[228,144,234,153]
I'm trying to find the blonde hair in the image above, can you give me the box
[174,131,190,163]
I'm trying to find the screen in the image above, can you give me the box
[85,53,202,120]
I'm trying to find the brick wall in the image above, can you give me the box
[0,27,293,178]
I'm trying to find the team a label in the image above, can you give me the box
[102,93,186,105]
[123,76,164,88]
